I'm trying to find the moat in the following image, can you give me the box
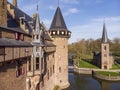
[64,72,120,90]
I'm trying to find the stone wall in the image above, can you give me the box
[0,59,27,90]
[53,38,69,89]
[0,47,32,63]
[40,52,55,90]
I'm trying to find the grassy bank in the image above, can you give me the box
[95,71,120,76]
[78,60,98,69]
[112,64,120,69]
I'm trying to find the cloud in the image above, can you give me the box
[60,0,79,4]
[69,16,120,43]
[64,8,79,16]
[49,6,56,10]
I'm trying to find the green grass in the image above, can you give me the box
[95,71,120,76]
[112,64,120,69]
[78,60,98,69]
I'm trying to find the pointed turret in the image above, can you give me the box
[49,5,71,89]
[35,13,41,31]
[50,6,67,30]
[49,6,71,38]
[102,22,108,43]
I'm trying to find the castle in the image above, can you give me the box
[0,0,71,90]
[93,21,113,69]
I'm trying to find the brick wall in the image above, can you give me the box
[0,59,27,90]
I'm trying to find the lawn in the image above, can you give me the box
[112,64,120,69]
[95,71,120,76]
[78,60,98,69]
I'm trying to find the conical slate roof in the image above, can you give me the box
[35,13,41,31]
[50,6,67,30]
[102,22,108,43]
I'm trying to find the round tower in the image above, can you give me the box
[49,6,71,89]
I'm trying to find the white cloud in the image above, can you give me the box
[49,6,56,10]
[69,16,120,43]
[69,8,79,13]
[64,8,79,16]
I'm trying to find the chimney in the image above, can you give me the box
[13,0,17,7]
[0,0,7,26]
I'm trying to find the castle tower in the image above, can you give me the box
[49,6,71,89]
[0,0,7,26]
[101,22,111,69]
[12,0,17,7]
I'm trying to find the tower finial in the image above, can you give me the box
[104,17,106,24]
[58,0,60,7]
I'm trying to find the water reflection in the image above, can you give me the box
[64,72,120,90]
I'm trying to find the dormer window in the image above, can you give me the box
[15,33,18,40]
[20,34,24,41]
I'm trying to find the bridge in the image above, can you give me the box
[68,66,74,73]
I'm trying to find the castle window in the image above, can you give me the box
[0,31,1,38]
[53,31,56,35]
[36,35,39,39]
[36,47,39,52]
[59,67,61,73]
[36,57,39,70]
[2,0,5,8]
[41,57,43,70]
[33,35,35,40]
[21,19,24,24]
[50,67,52,76]
[68,32,71,35]
[53,65,54,73]
[104,60,107,64]
[0,48,5,55]
[15,33,18,40]
[104,54,107,57]
[47,69,49,80]
[52,53,54,58]
[28,60,31,71]
[20,34,24,41]
[104,46,106,51]
[16,60,23,77]
[63,45,65,48]
[61,31,64,35]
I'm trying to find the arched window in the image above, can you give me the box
[104,46,106,51]
[59,67,61,73]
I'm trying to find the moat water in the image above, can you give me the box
[64,70,120,90]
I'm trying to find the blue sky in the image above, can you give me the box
[8,0,120,43]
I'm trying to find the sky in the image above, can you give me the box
[8,0,120,43]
